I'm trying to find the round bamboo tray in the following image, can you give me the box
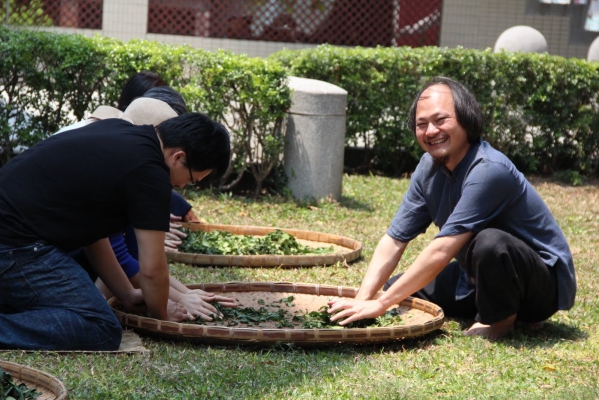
[0,361,68,400]
[110,282,444,346]
[166,223,362,267]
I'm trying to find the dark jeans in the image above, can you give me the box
[385,261,478,318]
[384,228,558,325]
[0,243,122,350]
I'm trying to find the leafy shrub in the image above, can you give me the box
[0,28,113,165]
[3,27,599,185]
[271,45,599,177]
[554,169,585,186]
[180,49,291,195]
[93,37,192,106]
[0,28,291,194]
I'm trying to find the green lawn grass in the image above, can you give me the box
[3,174,598,399]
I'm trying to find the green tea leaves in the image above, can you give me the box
[180,229,333,256]
[196,302,295,328]
[189,297,403,330]
[0,367,41,400]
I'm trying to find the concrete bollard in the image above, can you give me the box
[587,36,599,61]
[493,26,548,54]
[284,76,347,201]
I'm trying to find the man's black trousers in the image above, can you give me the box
[384,228,558,324]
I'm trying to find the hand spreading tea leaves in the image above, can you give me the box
[300,306,404,329]
[189,296,404,329]
[180,229,334,256]
[119,294,405,329]
[0,366,41,400]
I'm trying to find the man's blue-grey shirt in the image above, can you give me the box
[387,139,576,310]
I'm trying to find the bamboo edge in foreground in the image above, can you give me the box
[0,360,68,400]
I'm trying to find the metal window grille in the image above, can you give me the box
[8,0,441,47]
[147,0,442,47]
[47,0,102,29]
[7,0,103,29]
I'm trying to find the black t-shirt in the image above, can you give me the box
[0,118,171,251]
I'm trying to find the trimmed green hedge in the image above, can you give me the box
[0,28,112,156]
[0,29,191,165]
[271,45,599,177]
[0,28,290,194]
[2,28,599,189]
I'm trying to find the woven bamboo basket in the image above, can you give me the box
[110,282,444,346]
[0,361,68,400]
[166,223,362,267]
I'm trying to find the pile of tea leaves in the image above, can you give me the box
[0,366,41,400]
[180,229,334,256]
[198,297,297,328]
[299,305,404,329]
[191,296,404,329]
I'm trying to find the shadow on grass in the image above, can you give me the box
[338,195,374,211]
[140,325,445,354]
[286,194,374,212]
[508,321,588,346]
[184,187,374,212]
[143,316,586,357]
[136,326,598,399]
[155,329,447,355]
[139,331,451,398]
[449,317,587,347]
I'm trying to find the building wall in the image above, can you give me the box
[36,0,317,58]
[440,0,590,59]
[33,0,597,59]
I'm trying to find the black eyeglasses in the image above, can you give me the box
[187,161,196,185]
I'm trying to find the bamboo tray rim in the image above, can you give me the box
[0,360,68,400]
[166,223,363,267]
[110,282,444,346]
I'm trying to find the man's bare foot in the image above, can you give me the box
[464,314,517,340]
